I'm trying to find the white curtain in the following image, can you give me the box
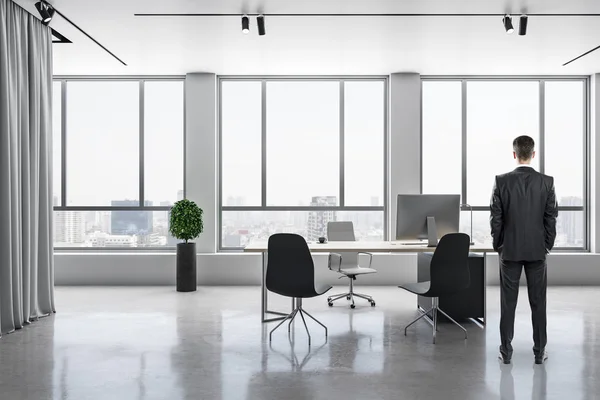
[0,0,55,335]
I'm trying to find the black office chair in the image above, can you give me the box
[266,233,332,345]
[399,233,471,344]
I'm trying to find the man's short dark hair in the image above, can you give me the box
[513,135,535,161]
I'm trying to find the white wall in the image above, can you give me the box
[591,74,600,252]
[185,73,217,252]
[54,72,600,286]
[54,253,600,286]
[389,73,422,238]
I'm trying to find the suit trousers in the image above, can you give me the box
[499,257,547,358]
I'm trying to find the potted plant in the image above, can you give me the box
[169,199,203,292]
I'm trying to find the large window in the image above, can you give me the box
[220,78,386,249]
[52,79,184,248]
[422,78,587,249]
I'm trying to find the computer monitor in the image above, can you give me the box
[396,194,460,246]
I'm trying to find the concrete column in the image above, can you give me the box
[185,73,217,252]
[389,73,422,239]
[590,74,600,252]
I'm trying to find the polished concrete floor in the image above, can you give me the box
[0,286,598,400]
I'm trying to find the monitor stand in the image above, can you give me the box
[427,216,438,247]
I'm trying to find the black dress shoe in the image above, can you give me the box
[498,352,511,364]
[535,351,548,364]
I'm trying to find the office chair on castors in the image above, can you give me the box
[326,222,377,309]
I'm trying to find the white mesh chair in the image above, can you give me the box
[326,221,377,308]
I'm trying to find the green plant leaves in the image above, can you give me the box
[169,199,203,243]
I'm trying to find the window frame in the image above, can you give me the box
[421,76,590,251]
[53,76,186,251]
[218,76,389,251]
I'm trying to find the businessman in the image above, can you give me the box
[490,135,558,365]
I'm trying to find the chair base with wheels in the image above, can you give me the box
[269,298,327,345]
[327,275,376,309]
[326,221,377,309]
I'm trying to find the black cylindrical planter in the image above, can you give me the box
[176,243,197,292]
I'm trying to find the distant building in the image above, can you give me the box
[90,232,136,247]
[293,212,309,232]
[371,196,380,206]
[558,196,584,246]
[110,200,153,235]
[54,211,85,244]
[156,201,171,227]
[99,211,111,233]
[83,210,95,232]
[138,233,165,247]
[307,196,337,241]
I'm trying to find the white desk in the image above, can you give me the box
[244,240,494,323]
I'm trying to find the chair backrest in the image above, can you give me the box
[327,221,359,267]
[428,233,471,296]
[266,233,317,298]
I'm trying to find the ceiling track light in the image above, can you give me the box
[35,1,55,25]
[502,14,514,34]
[241,15,249,34]
[257,14,266,36]
[519,15,528,35]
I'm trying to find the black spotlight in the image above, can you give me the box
[257,14,265,36]
[242,15,249,34]
[502,14,514,34]
[35,1,54,25]
[519,15,528,36]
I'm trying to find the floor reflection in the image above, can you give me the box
[327,311,383,374]
[499,364,515,400]
[53,313,181,400]
[487,308,590,400]
[0,287,598,400]
[500,364,547,400]
[583,316,600,400]
[532,366,547,400]
[268,338,328,371]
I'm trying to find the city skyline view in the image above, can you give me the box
[53,189,582,248]
[52,79,586,249]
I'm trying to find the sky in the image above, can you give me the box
[52,81,184,206]
[221,80,385,207]
[422,80,585,206]
[52,79,584,210]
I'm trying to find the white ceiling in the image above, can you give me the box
[13,0,600,75]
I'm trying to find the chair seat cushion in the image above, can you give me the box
[340,267,377,276]
[399,281,431,295]
[314,283,333,296]
[270,283,332,299]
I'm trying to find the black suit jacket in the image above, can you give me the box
[490,166,558,261]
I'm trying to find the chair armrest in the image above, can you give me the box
[328,253,343,272]
[358,252,373,268]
